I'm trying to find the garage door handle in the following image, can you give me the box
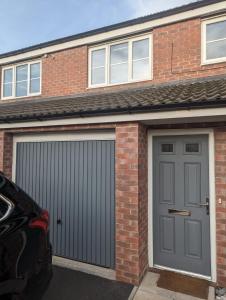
[168,209,191,216]
[57,219,62,225]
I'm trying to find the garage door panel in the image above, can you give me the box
[15,140,115,269]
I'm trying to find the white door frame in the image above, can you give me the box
[148,128,216,282]
[12,131,115,182]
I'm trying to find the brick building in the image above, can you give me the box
[0,0,226,287]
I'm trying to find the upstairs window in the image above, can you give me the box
[202,16,226,64]
[2,61,41,99]
[89,35,152,87]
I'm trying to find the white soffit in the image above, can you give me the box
[1,107,226,129]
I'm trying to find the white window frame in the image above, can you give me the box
[88,34,153,88]
[1,60,42,100]
[201,15,226,65]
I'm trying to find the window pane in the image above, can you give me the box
[206,20,226,41]
[30,63,40,79]
[3,69,13,83]
[132,58,149,80]
[206,39,226,59]
[91,67,105,85]
[110,42,128,64]
[185,143,200,153]
[161,144,174,153]
[110,42,128,84]
[133,39,149,60]
[3,83,12,98]
[16,81,27,97]
[91,49,105,85]
[91,49,105,68]
[110,63,128,84]
[30,78,40,93]
[16,65,28,81]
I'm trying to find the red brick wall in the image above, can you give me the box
[0,131,13,178]
[153,18,226,84]
[215,128,226,287]
[138,124,148,279]
[115,123,148,285]
[1,17,226,102]
[41,46,88,97]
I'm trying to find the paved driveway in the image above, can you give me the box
[42,266,133,300]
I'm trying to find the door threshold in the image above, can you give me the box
[154,264,212,282]
[53,256,116,281]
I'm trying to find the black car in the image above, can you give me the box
[0,173,52,300]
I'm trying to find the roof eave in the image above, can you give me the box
[1,98,226,124]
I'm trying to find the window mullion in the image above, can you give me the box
[203,24,207,63]
[89,50,92,87]
[13,66,16,98]
[149,36,152,79]
[128,40,132,81]
[27,63,30,96]
[107,45,110,85]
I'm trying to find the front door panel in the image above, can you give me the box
[153,135,211,276]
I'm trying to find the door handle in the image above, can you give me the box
[200,198,209,215]
[168,209,191,216]
[57,219,62,225]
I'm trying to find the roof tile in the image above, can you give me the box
[0,76,226,123]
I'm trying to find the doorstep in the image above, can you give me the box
[133,272,215,300]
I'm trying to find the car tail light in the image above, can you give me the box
[29,210,49,233]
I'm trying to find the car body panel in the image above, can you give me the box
[0,173,52,297]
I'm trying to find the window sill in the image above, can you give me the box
[201,57,226,66]
[1,93,41,101]
[87,77,153,90]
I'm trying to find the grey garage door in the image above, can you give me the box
[153,135,211,276]
[15,140,115,269]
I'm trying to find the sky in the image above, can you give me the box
[0,0,197,54]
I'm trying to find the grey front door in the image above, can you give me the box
[153,135,211,276]
[15,140,115,269]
